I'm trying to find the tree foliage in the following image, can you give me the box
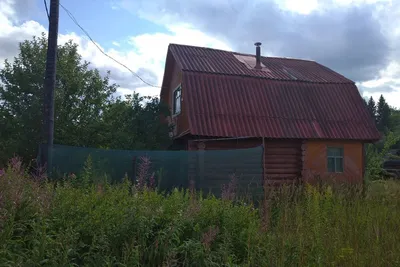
[0,34,171,167]
[365,131,400,181]
[366,96,377,122]
[366,94,400,146]
[364,95,398,135]
[100,94,172,150]
[376,94,391,133]
[364,94,400,178]
[389,108,400,134]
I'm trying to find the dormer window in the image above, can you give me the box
[173,85,181,115]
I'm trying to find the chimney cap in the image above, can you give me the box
[254,42,262,47]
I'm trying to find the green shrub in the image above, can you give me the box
[365,131,400,181]
[1,158,400,266]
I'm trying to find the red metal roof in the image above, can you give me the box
[170,44,353,84]
[167,44,381,141]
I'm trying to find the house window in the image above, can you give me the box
[327,147,344,173]
[173,85,181,115]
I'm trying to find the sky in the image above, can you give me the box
[0,0,400,108]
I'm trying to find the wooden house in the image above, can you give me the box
[160,43,381,185]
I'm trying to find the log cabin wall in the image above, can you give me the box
[263,139,303,186]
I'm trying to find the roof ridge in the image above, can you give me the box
[232,51,317,63]
[169,43,318,64]
[169,43,233,54]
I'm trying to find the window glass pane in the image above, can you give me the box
[327,157,335,172]
[335,158,344,172]
[327,147,343,157]
[175,99,181,113]
[173,87,181,114]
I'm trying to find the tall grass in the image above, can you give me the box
[1,158,400,266]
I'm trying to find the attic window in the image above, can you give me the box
[327,147,344,173]
[173,85,181,115]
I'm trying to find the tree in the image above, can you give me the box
[376,94,391,133]
[0,34,172,167]
[389,108,400,149]
[366,96,377,123]
[365,131,400,180]
[100,94,172,150]
[389,108,400,132]
[0,34,116,166]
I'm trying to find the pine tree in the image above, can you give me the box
[376,94,391,133]
[366,96,377,123]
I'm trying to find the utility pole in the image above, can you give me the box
[41,0,59,177]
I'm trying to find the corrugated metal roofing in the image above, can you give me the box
[167,44,381,141]
[170,43,353,84]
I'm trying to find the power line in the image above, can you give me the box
[44,0,50,20]
[58,3,160,88]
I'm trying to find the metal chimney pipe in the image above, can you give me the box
[254,42,262,69]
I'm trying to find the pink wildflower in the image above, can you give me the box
[149,172,156,189]
[221,173,237,201]
[201,226,220,250]
[9,156,22,173]
[137,156,151,190]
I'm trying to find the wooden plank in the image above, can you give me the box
[265,141,302,148]
[265,163,301,169]
[266,168,301,175]
[264,147,301,155]
[265,173,300,179]
[265,158,300,164]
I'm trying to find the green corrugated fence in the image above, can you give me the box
[51,144,264,198]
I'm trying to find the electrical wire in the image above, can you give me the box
[45,2,160,88]
[44,0,50,20]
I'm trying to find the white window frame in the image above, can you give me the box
[172,84,182,116]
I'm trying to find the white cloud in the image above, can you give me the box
[124,23,233,93]
[109,0,121,10]
[0,0,46,67]
[61,24,230,96]
[55,23,232,97]
[359,62,400,107]
[278,0,319,14]
[0,0,231,98]
[1,0,399,108]
[118,0,400,109]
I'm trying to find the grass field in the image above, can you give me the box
[1,158,400,266]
